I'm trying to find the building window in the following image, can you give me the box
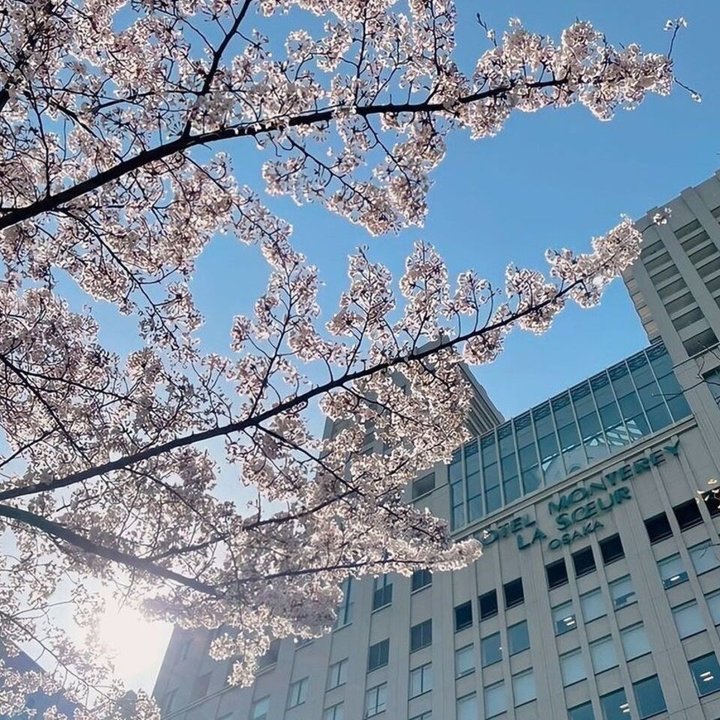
[481,632,502,667]
[609,575,636,609]
[512,669,536,706]
[327,658,348,690]
[410,714,431,720]
[455,645,475,678]
[599,534,625,564]
[454,601,473,632]
[479,590,498,620]
[323,703,344,720]
[335,578,353,628]
[689,653,720,696]
[508,620,530,654]
[553,601,577,635]
[250,697,269,720]
[365,683,387,717]
[600,688,629,720]
[410,620,432,652]
[287,678,308,708]
[412,472,435,499]
[546,558,569,589]
[368,639,389,672]
[484,681,506,718]
[409,663,432,698]
[706,591,720,624]
[580,589,606,623]
[621,624,651,660]
[572,546,597,577]
[590,636,618,673]
[644,512,673,543]
[456,694,477,720]
[372,575,393,611]
[633,675,667,718]
[701,488,720,517]
[561,649,586,686]
[658,554,689,588]
[411,569,432,592]
[673,601,705,639]
[684,327,718,357]
[673,499,704,530]
[503,578,524,609]
[689,540,720,574]
[257,639,280,670]
[568,701,595,720]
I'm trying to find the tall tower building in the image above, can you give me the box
[154,174,720,720]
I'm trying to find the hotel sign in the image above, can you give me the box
[482,440,680,552]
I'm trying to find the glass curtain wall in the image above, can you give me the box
[448,344,690,530]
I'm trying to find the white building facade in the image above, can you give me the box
[153,175,720,720]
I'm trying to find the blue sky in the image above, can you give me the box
[188,0,720,421]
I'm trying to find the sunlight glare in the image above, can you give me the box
[98,595,173,691]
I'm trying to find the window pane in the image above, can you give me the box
[599,534,625,564]
[481,633,502,667]
[455,645,474,678]
[484,682,506,718]
[546,559,569,589]
[553,601,577,635]
[568,701,595,720]
[633,675,667,718]
[504,578,524,608]
[251,698,269,720]
[581,589,605,623]
[673,602,705,639]
[327,658,348,689]
[410,620,432,652]
[561,649,586,686]
[412,473,435,499]
[707,592,720,624]
[368,639,389,671]
[690,541,720,574]
[323,704,343,720]
[621,624,651,660]
[573,547,597,577]
[600,689,629,720]
[609,576,636,609]
[411,569,432,592]
[456,694,477,720]
[590,636,618,673]
[673,499,704,530]
[479,590,498,620]
[512,670,536,706]
[689,653,720,696]
[644,513,673,543]
[658,554,688,588]
[508,621,530,655]
[454,601,473,632]
[409,663,432,698]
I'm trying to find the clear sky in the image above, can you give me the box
[93,0,720,694]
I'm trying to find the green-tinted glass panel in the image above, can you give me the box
[599,403,621,428]
[504,476,521,503]
[522,467,541,493]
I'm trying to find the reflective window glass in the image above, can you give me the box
[456,694,476,720]
[484,682,506,718]
[561,649,586,686]
[581,589,605,622]
[609,576,636,609]
[553,602,577,635]
[568,701,595,720]
[633,675,667,718]
[658,554,689,588]
[512,670,536,706]
[621,624,651,660]
[690,541,720,574]
[455,645,474,678]
[673,602,705,639]
[600,688,629,720]
[689,653,720,696]
[590,636,618,673]
[707,592,720,624]
[508,621,530,655]
[481,633,502,667]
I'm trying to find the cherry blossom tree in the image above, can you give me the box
[0,1,688,716]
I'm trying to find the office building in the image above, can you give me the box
[153,174,720,720]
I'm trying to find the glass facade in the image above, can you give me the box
[449,344,690,529]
